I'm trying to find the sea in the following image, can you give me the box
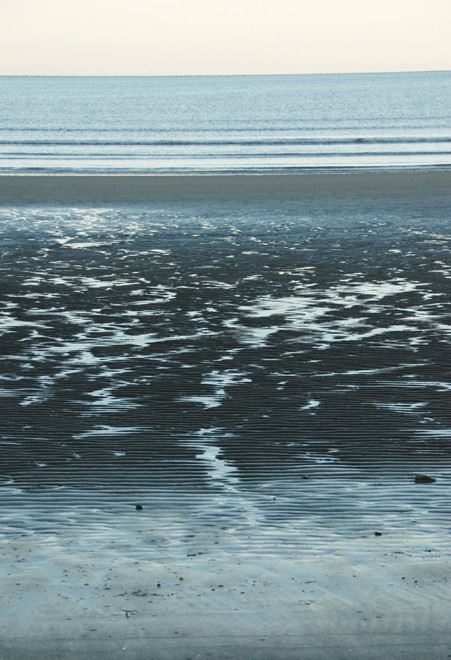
[0,72,451,555]
[0,71,450,173]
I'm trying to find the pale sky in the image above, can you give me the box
[0,0,450,75]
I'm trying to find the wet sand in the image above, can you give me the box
[0,170,450,207]
[1,171,451,658]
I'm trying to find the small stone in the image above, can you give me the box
[135,504,143,510]
[414,474,436,484]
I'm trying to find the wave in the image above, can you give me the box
[3,152,451,163]
[1,136,450,147]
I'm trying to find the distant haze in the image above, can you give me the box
[1,0,450,76]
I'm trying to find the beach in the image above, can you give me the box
[2,521,451,660]
[1,170,451,659]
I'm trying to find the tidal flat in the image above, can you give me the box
[1,171,450,658]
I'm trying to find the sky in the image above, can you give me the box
[0,0,450,76]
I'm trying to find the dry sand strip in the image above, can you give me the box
[1,526,451,660]
[0,170,450,207]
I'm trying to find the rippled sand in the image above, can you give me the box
[1,172,450,658]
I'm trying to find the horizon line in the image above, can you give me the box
[0,68,450,78]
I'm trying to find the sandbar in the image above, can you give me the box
[0,170,449,207]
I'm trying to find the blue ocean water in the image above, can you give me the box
[0,71,450,173]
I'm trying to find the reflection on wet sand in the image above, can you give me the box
[0,197,450,548]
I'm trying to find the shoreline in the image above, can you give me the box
[0,170,450,206]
